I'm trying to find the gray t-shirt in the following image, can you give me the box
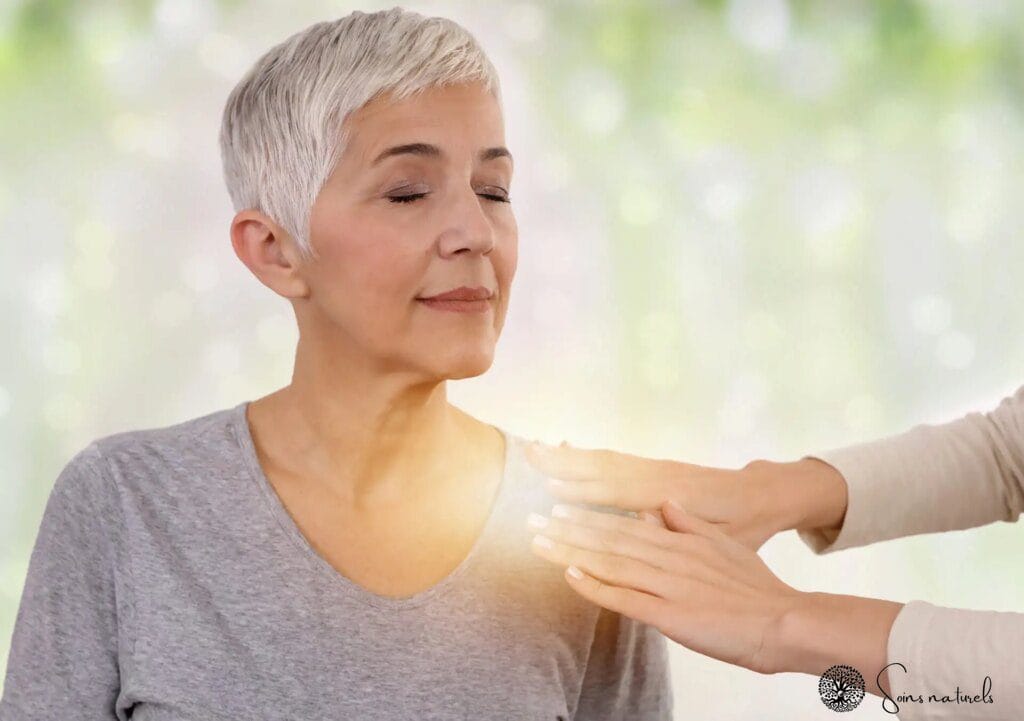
[1,401,673,720]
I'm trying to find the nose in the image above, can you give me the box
[436,184,497,256]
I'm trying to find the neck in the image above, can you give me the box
[250,338,489,506]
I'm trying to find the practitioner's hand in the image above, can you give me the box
[526,500,802,675]
[524,441,848,551]
[526,501,904,687]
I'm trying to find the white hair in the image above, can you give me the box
[218,6,503,262]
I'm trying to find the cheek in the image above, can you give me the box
[497,230,518,288]
[310,230,424,315]
[319,268,419,349]
[354,245,422,301]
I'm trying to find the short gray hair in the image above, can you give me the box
[218,7,503,262]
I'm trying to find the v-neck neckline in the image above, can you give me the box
[229,399,515,610]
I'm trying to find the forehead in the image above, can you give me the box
[346,83,506,164]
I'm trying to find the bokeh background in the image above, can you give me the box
[3,0,1023,717]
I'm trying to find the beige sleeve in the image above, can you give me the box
[797,383,1024,554]
[882,600,1024,720]
[795,384,1024,720]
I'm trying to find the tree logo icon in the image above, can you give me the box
[818,664,866,712]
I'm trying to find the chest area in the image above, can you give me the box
[126,578,591,721]
[278,479,501,597]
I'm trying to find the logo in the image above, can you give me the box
[878,662,994,714]
[819,664,866,712]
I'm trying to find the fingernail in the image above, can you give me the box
[666,499,684,512]
[526,512,549,529]
[532,534,554,549]
[551,504,571,519]
[567,565,583,579]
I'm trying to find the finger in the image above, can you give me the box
[548,504,678,549]
[525,440,674,485]
[538,506,732,582]
[530,533,675,597]
[527,512,681,573]
[544,477,671,511]
[563,565,673,628]
[661,499,730,541]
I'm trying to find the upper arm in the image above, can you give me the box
[0,443,128,719]
[573,607,674,720]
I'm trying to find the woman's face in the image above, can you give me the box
[300,80,517,382]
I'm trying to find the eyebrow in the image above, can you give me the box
[369,142,513,167]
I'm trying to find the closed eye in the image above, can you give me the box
[388,191,511,204]
[388,193,427,204]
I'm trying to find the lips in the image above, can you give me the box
[417,286,493,301]
[415,285,494,314]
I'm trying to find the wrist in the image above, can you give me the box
[768,591,904,684]
[768,591,837,676]
[742,457,847,534]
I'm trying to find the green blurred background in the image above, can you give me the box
[2,0,1022,716]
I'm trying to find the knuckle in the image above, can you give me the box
[604,554,632,577]
[594,529,621,554]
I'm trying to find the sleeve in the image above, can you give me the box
[572,608,674,720]
[881,600,1024,720]
[797,383,1024,554]
[0,442,130,720]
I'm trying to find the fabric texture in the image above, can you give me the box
[1,401,673,720]
[798,384,1024,720]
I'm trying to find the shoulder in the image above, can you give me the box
[91,403,239,462]
[58,403,244,505]
[496,428,637,519]
[494,427,554,502]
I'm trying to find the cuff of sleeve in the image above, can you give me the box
[795,443,892,554]
[882,600,1022,721]
[883,600,932,721]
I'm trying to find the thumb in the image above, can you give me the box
[661,499,725,539]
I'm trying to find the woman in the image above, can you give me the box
[0,9,672,720]
[524,383,1024,719]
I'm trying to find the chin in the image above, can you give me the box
[430,347,496,380]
